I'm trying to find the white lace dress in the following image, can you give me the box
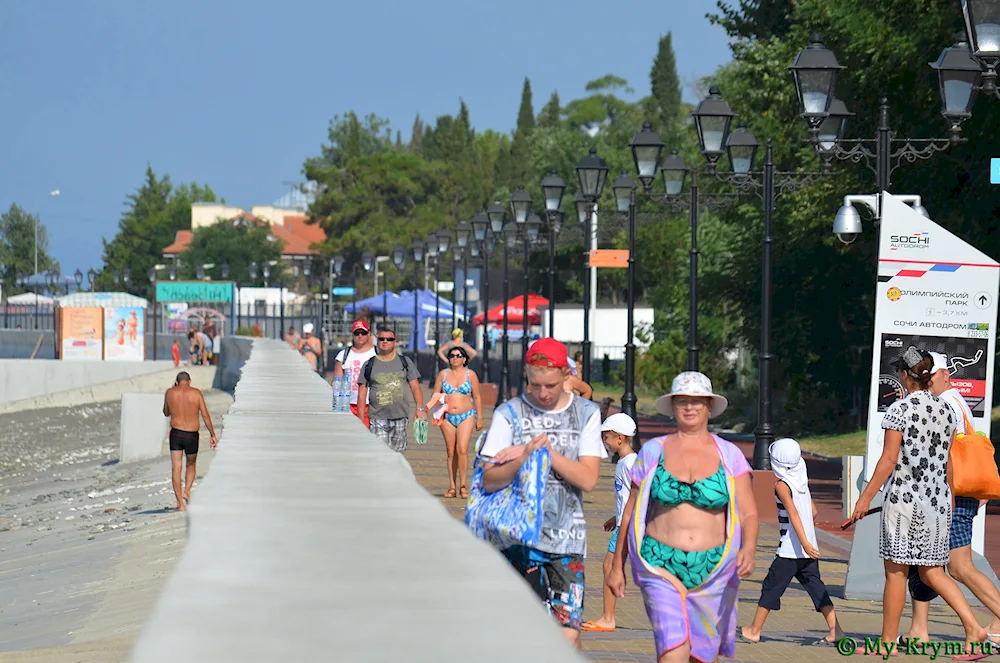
[879,391,956,566]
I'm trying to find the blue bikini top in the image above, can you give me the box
[649,451,728,510]
[442,369,472,396]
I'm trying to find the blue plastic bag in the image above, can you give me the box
[465,402,550,550]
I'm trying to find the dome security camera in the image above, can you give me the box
[833,204,862,245]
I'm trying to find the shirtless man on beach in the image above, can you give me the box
[163,372,217,511]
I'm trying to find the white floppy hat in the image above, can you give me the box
[654,371,728,419]
[302,323,314,334]
[601,412,637,437]
[929,351,949,374]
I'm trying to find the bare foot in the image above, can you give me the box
[176,503,186,512]
[987,619,1000,642]
[182,493,190,503]
[901,630,928,644]
[585,618,615,630]
[965,624,988,654]
[740,626,760,643]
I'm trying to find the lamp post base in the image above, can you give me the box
[581,339,592,384]
[752,425,774,470]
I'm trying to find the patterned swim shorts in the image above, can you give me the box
[502,545,585,630]
[369,418,409,454]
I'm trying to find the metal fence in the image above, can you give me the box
[1,305,57,331]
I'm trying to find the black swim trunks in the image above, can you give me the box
[169,428,199,455]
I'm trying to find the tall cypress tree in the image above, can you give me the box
[650,33,682,145]
[509,78,535,188]
[409,114,424,153]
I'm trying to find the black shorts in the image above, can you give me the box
[758,556,833,612]
[169,428,199,455]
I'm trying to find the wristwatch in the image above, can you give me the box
[417,407,427,412]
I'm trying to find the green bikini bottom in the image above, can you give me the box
[640,536,726,589]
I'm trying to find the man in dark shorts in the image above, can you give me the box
[163,371,218,511]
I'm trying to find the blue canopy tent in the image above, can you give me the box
[343,289,467,351]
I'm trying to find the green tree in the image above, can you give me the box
[509,77,536,187]
[100,166,218,299]
[177,219,282,285]
[317,112,392,168]
[409,114,424,153]
[0,203,54,293]
[649,33,682,145]
[539,91,561,128]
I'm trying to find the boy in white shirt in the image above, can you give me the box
[581,412,638,633]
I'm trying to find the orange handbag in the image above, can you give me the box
[951,411,1000,501]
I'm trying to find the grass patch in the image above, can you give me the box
[798,430,867,458]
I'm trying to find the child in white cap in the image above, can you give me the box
[581,412,638,632]
[740,438,845,645]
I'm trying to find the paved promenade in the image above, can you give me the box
[407,403,996,662]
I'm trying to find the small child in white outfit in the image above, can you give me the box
[581,413,638,633]
[740,438,845,645]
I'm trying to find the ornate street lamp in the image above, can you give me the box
[539,170,566,214]
[361,252,374,273]
[726,122,760,175]
[221,263,230,279]
[333,254,345,276]
[73,269,83,290]
[470,213,492,383]
[788,34,844,125]
[630,121,665,188]
[929,34,983,127]
[455,221,471,334]
[87,268,97,291]
[691,86,737,169]
[574,146,610,384]
[815,98,853,154]
[509,188,532,224]
[537,172,563,334]
[426,234,442,369]
[410,240,425,351]
[961,0,1000,94]
[518,214,542,392]
[660,149,689,196]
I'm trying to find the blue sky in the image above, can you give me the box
[0,0,732,276]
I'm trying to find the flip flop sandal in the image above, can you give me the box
[581,622,615,632]
[813,638,837,646]
[952,654,990,662]
[736,630,758,645]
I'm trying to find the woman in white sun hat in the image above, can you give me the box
[607,371,759,662]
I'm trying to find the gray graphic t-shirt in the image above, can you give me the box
[357,354,420,421]
[480,395,606,556]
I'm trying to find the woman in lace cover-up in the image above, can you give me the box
[853,347,986,657]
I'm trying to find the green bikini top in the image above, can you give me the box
[650,453,729,510]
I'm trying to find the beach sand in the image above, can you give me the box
[0,390,233,662]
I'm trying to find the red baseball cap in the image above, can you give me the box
[526,338,568,368]
[352,320,370,332]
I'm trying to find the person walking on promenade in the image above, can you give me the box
[608,371,758,663]
[333,320,376,426]
[437,328,478,364]
[739,437,845,645]
[171,339,181,367]
[162,371,217,512]
[898,352,1000,655]
[357,327,426,454]
[852,347,987,657]
[297,323,322,373]
[285,325,300,349]
[479,338,607,650]
[430,345,483,498]
[582,412,639,633]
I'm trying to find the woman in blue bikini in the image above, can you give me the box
[432,346,483,498]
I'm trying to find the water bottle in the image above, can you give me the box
[332,376,342,412]
[341,379,352,412]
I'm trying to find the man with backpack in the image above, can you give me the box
[356,326,426,454]
[334,320,377,425]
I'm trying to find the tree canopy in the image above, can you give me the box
[0,203,54,294]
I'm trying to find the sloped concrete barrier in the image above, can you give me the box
[119,393,169,463]
[129,339,582,663]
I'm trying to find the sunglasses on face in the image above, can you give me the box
[448,353,464,359]
[354,330,369,336]
[377,337,396,343]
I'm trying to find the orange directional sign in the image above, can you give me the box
[588,249,629,268]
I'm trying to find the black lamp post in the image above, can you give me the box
[73,269,83,293]
[611,170,640,430]
[362,251,374,329]
[392,244,406,333]
[436,231,451,364]
[148,267,158,359]
[425,234,442,371]
[487,200,509,404]
[520,215,542,393]
[539,170,566,335]
[471,213,492,383]
[574,148,610,384]
[455,220,471,334]
[411,240,424,352]
[87,268,97,292]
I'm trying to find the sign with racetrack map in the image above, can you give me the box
[865,193,999,553]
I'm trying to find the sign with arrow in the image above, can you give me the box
[864,193,999,554]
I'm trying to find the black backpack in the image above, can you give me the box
[362,353,411,384]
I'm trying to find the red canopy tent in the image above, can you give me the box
[472,294,549,326]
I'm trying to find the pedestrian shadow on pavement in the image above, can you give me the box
[101,459,119,466]
[137,507,176,515]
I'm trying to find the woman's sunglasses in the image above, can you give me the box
[448,353,465,359]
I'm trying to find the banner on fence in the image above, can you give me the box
[104,306,145,361]
[59,307,103,360]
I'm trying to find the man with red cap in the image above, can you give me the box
[479,337,607,651]
[333,320,376,426]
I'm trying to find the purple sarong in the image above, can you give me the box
[627,434,752,662]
